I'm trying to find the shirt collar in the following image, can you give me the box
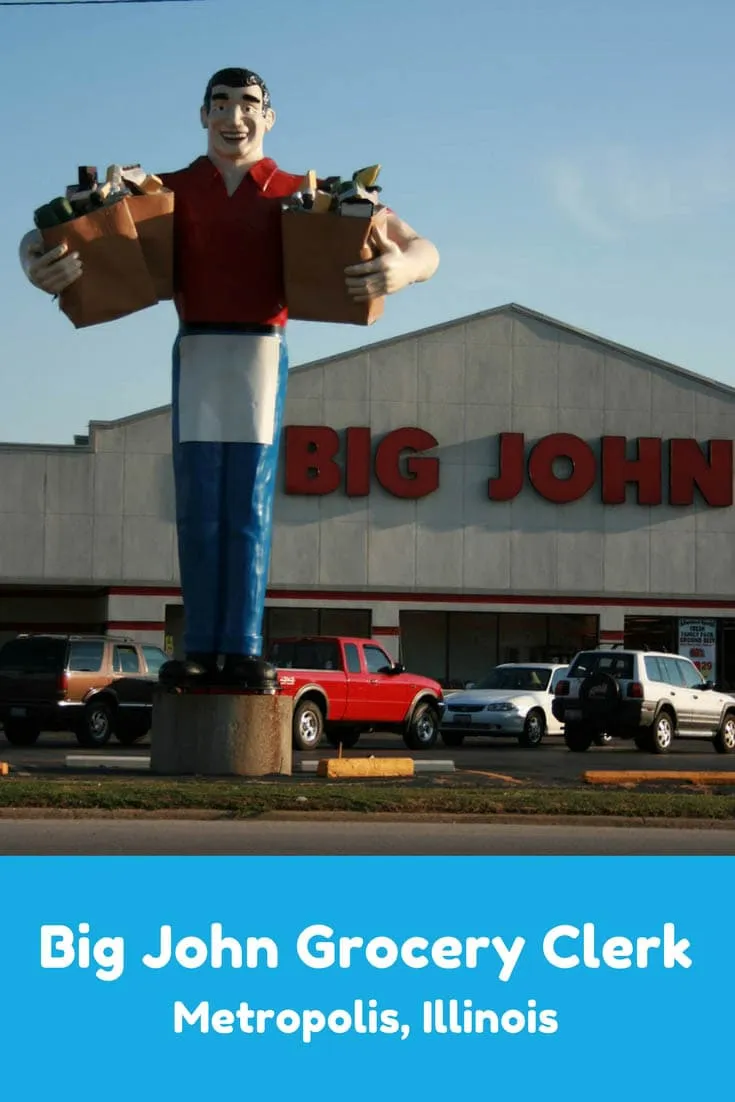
[248,157,280,191]
[193,155,280,192]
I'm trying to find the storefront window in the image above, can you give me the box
[264,607,371,647]
[400,611,450,686]
[624,616,678,653]
[719,622,735,691]
[400,610,599,687]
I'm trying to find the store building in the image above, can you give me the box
[1,302,735,688]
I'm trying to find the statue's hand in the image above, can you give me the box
[344,220,413,302]
[19,230,83,296]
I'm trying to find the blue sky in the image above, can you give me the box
[0,0,733,444]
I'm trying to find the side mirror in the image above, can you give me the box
[466,681,476,690]
[392,663,405,675]
[702,680,715,691]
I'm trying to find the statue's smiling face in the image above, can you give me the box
[201,83,275,163]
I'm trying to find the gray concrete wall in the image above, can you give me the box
[274,308,735,598]
[0,411,176,585]
[1,305,734,599]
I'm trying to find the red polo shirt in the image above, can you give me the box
[158,156,303,327]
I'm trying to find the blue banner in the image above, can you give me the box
[0,857,730,1100]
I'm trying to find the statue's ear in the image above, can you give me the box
[264,107,276,132]
[200,104,208,129]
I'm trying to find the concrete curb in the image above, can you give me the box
[0,807,734,829]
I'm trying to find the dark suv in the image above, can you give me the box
[0,633,168,748]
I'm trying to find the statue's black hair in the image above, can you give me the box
[203,68,271,113]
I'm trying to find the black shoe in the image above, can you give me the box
[159,653,219,688]
[220,654,279,692]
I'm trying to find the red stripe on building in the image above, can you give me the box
[108,587,181,597]
[0,622,104,633]
[106,621,166,632]
[107,585,735,611]
[372,626,401,636]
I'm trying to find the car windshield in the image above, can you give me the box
[473,667,552,691]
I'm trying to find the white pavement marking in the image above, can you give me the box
[64,755,456,774]
[65,755,150,770]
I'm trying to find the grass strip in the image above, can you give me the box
[0,778,734,819]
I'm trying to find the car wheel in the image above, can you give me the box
[2,719,41,747]
[292,700,324,751]
[564,723,593,752]
[442,731,466,748]
[518,708,545,748]
[651,710,674,754]
[77,699,114,748]
[325,728,361,750]
[713,712,735,754]
[404,701,440,750]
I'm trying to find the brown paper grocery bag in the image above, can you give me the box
[281,207,386,325]
[127,190,174,301]
[41,199,158,328]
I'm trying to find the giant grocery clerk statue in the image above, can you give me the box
[18,67,440,692]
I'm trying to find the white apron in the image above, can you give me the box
[176,331,281,445]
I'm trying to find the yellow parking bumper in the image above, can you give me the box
[584,770,735,785]
[317,757,415,779]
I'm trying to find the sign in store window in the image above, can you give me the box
[678,618,717,683]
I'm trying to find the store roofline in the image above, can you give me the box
[286,301,735,396]
[1,302,734,451]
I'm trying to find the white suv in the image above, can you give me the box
[551,648,735,754]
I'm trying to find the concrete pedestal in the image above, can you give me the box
[150,688,293,777]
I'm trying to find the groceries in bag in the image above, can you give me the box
[33,163,174,328]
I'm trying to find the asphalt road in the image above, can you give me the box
[2,730,734,784]
[2,818,734,855]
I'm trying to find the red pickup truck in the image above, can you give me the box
[268,636,444,751]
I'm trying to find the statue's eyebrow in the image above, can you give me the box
[211,91,262,105]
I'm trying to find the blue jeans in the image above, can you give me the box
[171,323,289,657]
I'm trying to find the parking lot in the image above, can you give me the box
[3,729,734,786]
